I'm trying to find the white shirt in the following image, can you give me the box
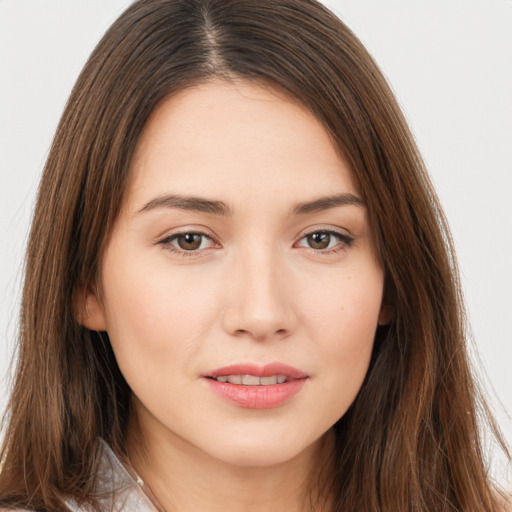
[65,439,159,512]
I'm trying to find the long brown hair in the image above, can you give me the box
[0,0,508,510]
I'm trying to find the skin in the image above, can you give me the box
[81,79,388,512]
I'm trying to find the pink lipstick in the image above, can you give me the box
[202,363,308,409]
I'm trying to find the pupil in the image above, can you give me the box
[308,232,330,249]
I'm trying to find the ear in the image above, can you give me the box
[378,304,394,326]
[74,285,108,331]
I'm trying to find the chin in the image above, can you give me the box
[202,428,329,469]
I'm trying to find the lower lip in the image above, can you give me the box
[204,378,307,409]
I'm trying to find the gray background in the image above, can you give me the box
[1,0,510,486]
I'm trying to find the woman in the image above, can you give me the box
[0,0,508,510]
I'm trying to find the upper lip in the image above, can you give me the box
[203,363,307,379]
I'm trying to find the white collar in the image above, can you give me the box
[65,439,159,511]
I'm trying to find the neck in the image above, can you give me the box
[126,407,334,512]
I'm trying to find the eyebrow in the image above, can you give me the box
[291,193,365,215]
[138,194,233,216]
[137,192,365,216]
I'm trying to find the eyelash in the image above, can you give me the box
[156,231,220,258]
[294,229,354,254]
[156,229,354,257]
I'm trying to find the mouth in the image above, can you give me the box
[208,374,289,385]
[204,362,307,380]
[202,363,308,409]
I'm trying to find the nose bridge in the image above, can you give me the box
[222,240,294,341]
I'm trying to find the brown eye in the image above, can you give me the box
[175,233,203,250]
[296,230,354,253]
[158,230,219,256]
[306,232,331,249]
[158,232,216,253]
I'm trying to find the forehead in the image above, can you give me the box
[126,79,358,211]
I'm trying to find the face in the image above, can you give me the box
[82,80,386,467]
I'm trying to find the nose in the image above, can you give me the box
[221,246,297,342]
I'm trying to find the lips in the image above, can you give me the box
[202,363,308,409]
[205,362,307,380]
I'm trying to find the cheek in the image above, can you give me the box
[301,261,383,407]
[100,255,220,374]
[304,260,383,344]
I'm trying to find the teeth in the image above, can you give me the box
[242,375,261,385]
[214,374,288,385]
